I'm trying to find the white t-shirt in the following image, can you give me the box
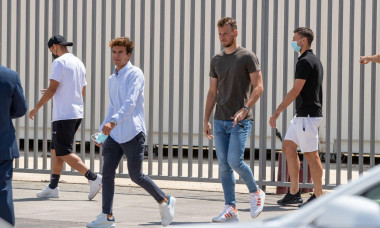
[49,53,87,121]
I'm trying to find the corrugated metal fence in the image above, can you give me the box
[0,0,379,189]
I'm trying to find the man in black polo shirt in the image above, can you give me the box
[269,27,323,207]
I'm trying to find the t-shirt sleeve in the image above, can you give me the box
[49,60,65,82]
[295,59,312,80]
[209,57,218,78]
[247,52,261,73]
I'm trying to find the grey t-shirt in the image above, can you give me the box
[209,46,260,120]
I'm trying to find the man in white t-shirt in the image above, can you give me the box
[29,35,102,200]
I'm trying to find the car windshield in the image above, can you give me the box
[361,183,380,206]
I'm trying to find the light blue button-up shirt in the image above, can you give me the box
[100,61,146,144]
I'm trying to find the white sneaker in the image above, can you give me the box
[36,185,59,198]
[88,174,102,200]
[159,195,176,226]
[87,213,115,228]
[250,188,265,218]
[212,205,239,223]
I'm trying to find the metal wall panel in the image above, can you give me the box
[1,0,379,187]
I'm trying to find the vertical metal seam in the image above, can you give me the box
[168,0,175,176]
[271,0,278,182]
[336,0,344,185]
[90,0,97,170]
[178,0,185,177]
[347,0,354,180]
[158,0,165,176]
[370,0,377,168]
[358,0,366,174]
[34,0,40,170]
[281,0,289,182]
[325,0,333,185]
[148,0,155,176]
[188,0,195,178]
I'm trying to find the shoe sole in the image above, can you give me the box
[277,200,303,206]
[36,195,59,198]
[212,217,239,223]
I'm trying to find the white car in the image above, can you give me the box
[180,165,380,228]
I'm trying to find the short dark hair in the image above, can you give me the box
[109,37,134,54]
[294,27,314,45]
[217,17,237,30]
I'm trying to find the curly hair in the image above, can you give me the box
[109,37,134,54]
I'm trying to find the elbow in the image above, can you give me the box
[292,88,301,98]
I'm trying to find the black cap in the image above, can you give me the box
[47,35,73,48]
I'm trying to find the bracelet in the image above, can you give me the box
[243,105,250,112]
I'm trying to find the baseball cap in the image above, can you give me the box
[47,35,73,48]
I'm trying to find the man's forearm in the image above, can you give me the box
[34,88,55,110]
[245,86,264,108]
[370,54,380,63]
[204,92,217,122]
[274,89,298,115]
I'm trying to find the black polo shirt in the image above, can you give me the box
[295,49,323,117]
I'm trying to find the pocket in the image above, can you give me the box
[306,117,322,135]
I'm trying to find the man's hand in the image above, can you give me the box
[29,108,39,120]
[94,141,103,147]
[102,122,116,135]
[231,108,248,127]
[359,56,370,64]
[269,111,280,128]
[203,121,213,139]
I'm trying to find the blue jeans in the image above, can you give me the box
[101,132,165,215]
[214,119,258,206]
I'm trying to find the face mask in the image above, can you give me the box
[91,132,108,144]
[291,41,301,52]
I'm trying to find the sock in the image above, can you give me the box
[49,174,60,189]
[166,195,171,205]
[85,170,97,181]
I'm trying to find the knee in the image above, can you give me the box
[130,172,144,184]
[102,169,116,184]
[228,159,244,170]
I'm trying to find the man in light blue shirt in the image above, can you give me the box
[87,37,175,228]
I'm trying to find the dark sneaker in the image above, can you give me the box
[298,194,316,207]
[277,191,303,205]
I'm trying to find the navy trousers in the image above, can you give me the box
[0,160,15,226]
[101,132,165,215]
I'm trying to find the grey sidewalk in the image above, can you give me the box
[12,179,300,228]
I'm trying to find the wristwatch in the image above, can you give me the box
[110,118,117,125]
[243,105,250,112]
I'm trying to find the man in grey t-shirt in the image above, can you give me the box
[203,17,265,223]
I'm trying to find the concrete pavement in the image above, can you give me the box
[12,174,302,228]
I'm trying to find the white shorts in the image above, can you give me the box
[284,116,322,153]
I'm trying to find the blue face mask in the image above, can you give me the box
[291,40,302,53]
[91,132,108,144]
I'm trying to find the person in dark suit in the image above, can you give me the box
[0,65,27,226]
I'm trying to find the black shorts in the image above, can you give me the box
[50,119,82,156]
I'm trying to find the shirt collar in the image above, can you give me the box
[114,61,133,76]
[298,49,313,60]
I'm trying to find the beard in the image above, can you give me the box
[222,39,234,48]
